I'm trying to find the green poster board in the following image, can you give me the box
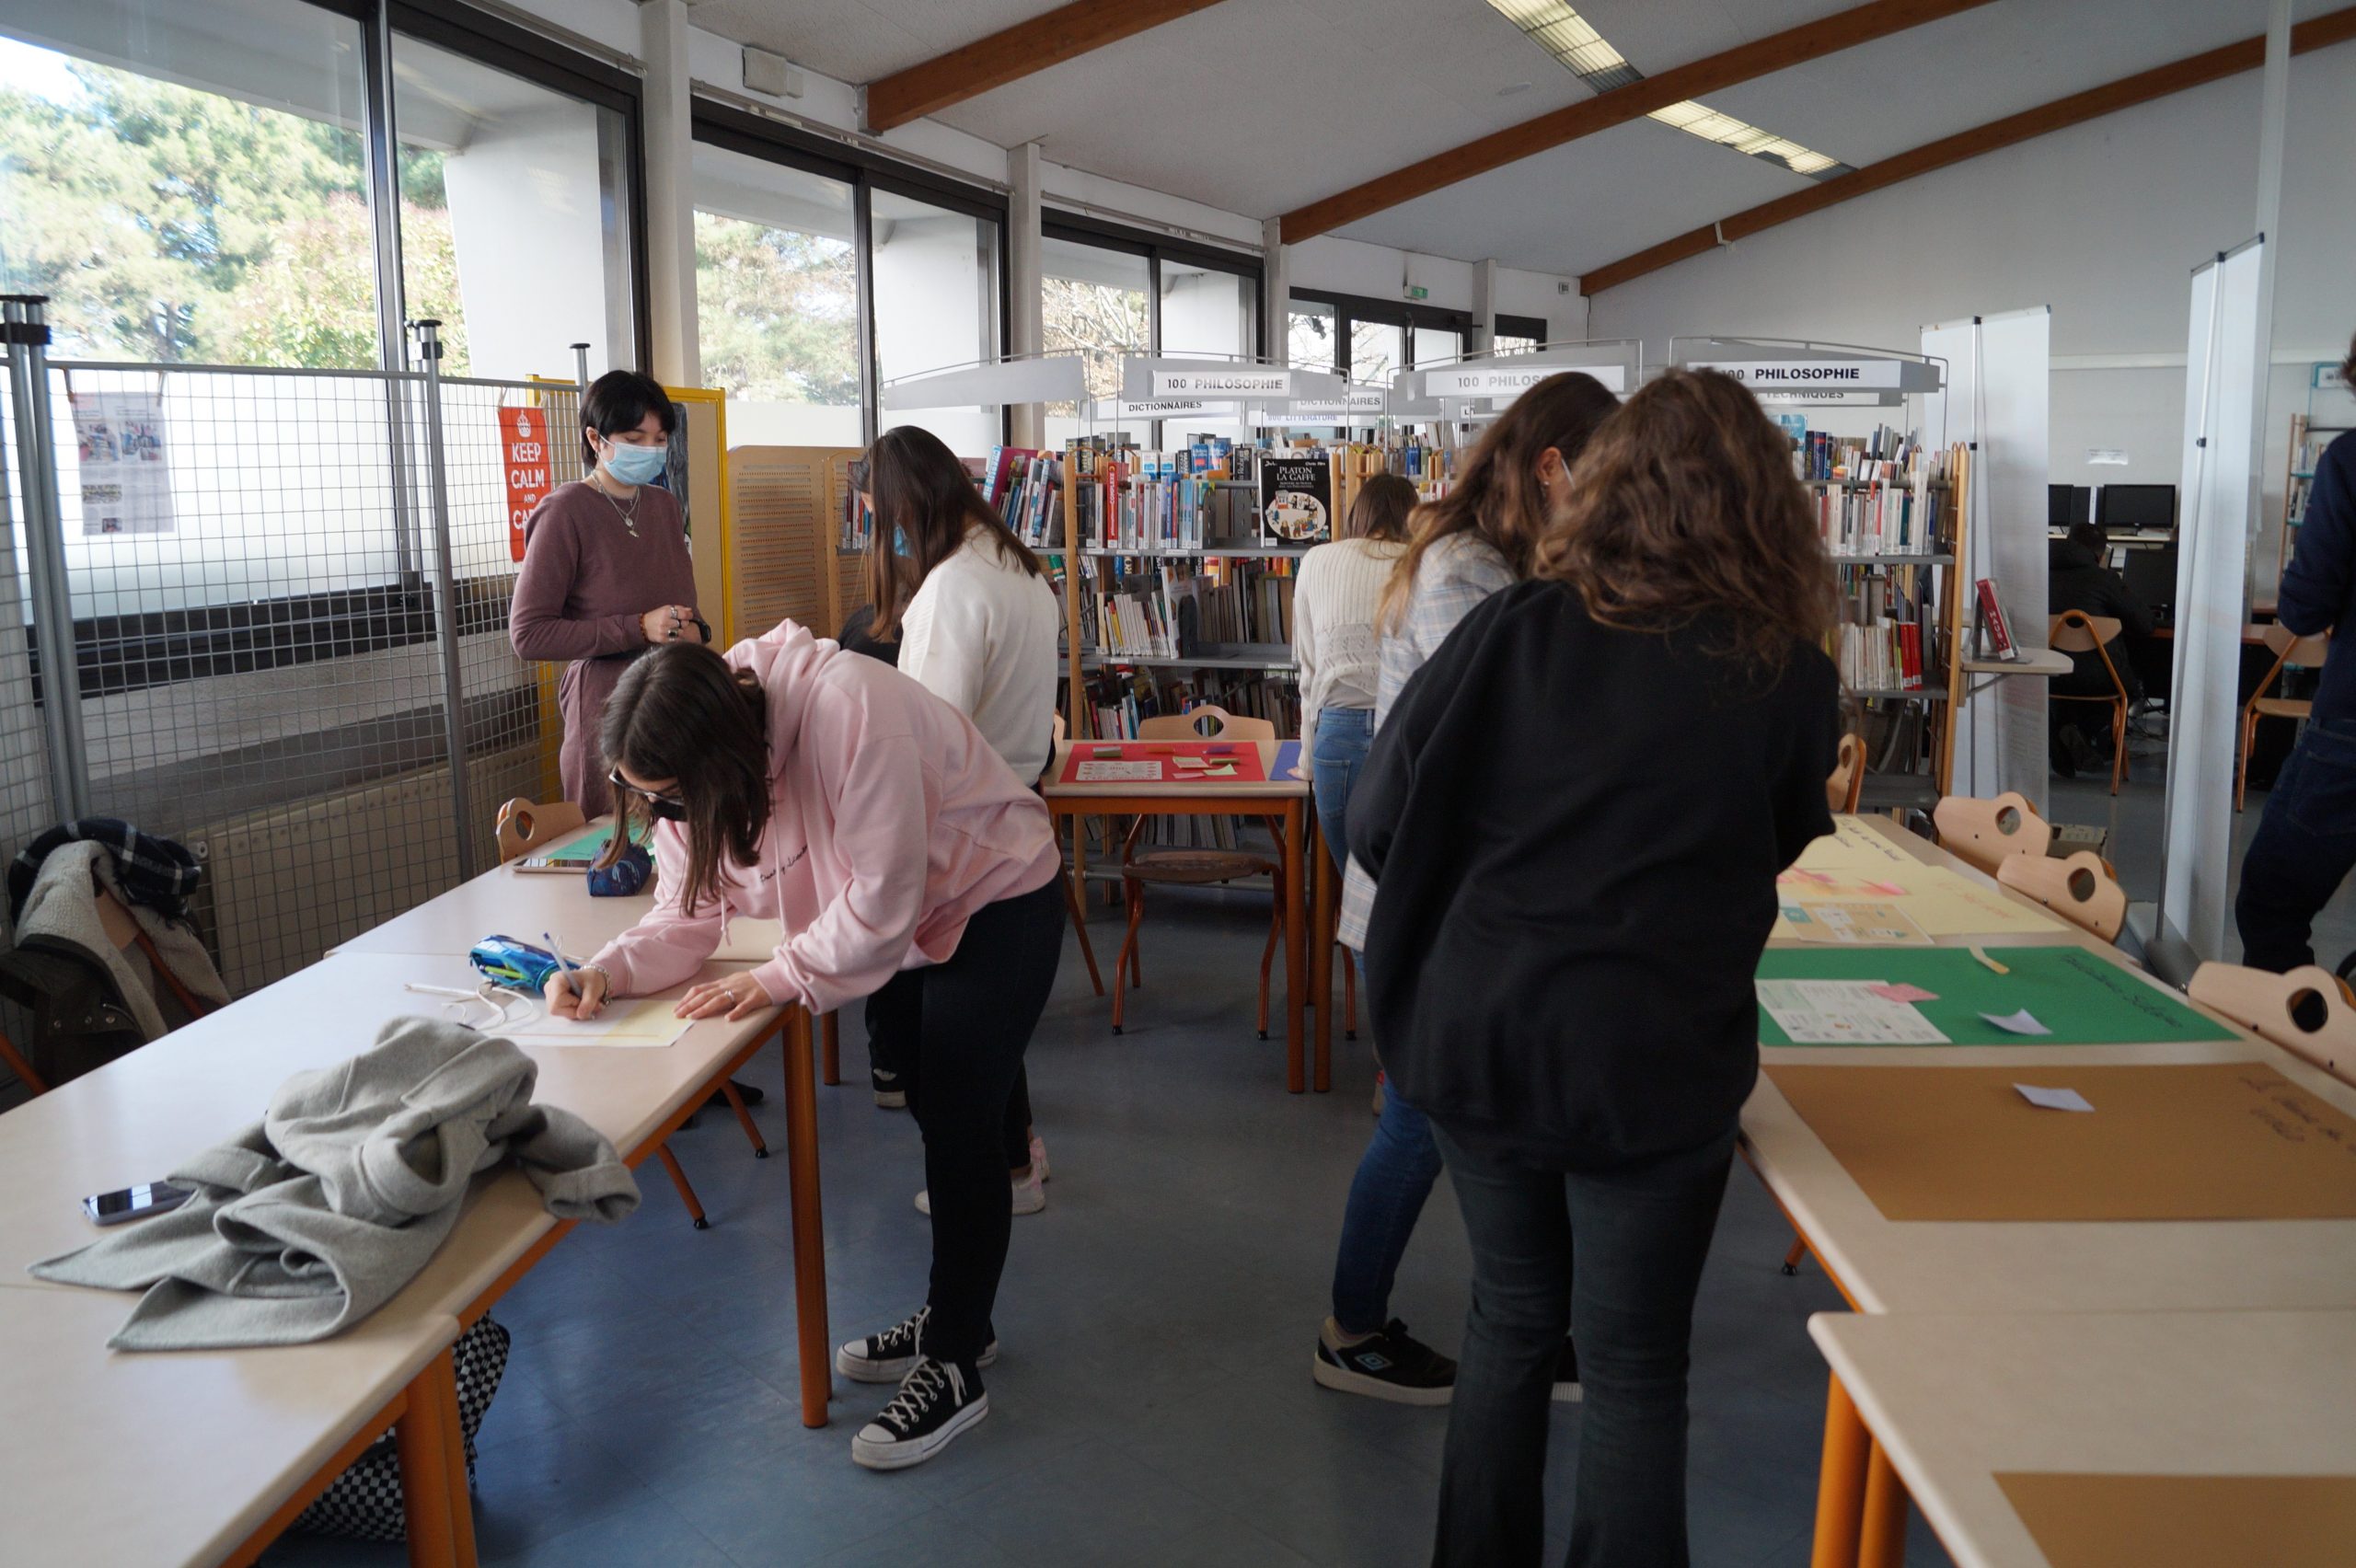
[1756,946,2239,1046]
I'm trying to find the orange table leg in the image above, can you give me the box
[821,1011,840,1087]
[395,1348,476,1568]
[1282,799,1306,1093]
[1859,1440,1911,1568]
[1311,814,1334,1093]
[782,1007,832,1427]
[1811,1370,1871,1568]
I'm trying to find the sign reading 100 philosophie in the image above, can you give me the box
[1153,368,1291,398]
[1692,360,1906,390]
[1425,362,1628,398]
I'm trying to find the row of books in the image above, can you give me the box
[1835,619,1928,692]
[1079,556,1298,658]
[1816,478,1946,558]
[1080,667,1299,742]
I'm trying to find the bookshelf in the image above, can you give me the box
[1673,336,1967,808]
[2282,361,2352,581]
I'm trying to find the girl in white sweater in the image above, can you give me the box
[860,425,1063,1214]
[1294,474,1415,867]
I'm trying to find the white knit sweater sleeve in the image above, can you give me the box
[1293,552,1322,778]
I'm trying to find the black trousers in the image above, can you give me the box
[868,978,1034,1167]
[872,878,1062,1366]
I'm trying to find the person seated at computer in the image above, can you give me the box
[2048,521,2154,777]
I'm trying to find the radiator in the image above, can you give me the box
[189,745,540,997]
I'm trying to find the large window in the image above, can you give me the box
[391,31,636,380]
[1288,301,1339,378]
[1290,291,1475,393]
[1042,218,1258,447]
[872,188,1001,454]
[0,0,378,367]
[1041,232,1147,446]
[691,141,860,445]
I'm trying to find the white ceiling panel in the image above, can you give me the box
[1703,0,2302,169]
[1334,114,1815,274]
[1570,0,1892,70]
[929,0,1595,218]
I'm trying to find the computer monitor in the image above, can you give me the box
[2048,484,2092,525]
[2097,483,2176,532]
[2124,546,2178,617]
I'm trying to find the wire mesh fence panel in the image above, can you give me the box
[432,375,584,879]
[0,391,54,874]
[40,362,469,995]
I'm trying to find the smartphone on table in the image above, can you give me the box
[82,1182,194,1227]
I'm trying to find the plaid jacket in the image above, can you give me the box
[1335,535,1515,951]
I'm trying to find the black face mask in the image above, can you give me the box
[610,767,686,821]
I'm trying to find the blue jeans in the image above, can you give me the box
[1316,704,1449,1333]
[1311,705,1374,878]
[1431,1124,1736,1568]
[2235,717,2356,974]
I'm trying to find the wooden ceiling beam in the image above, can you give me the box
[1276,0,1999,245]
[863,0,1230,133]
[1580,6,2356,295]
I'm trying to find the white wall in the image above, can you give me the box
[1588,45,2356,579]
[442,99,621,380]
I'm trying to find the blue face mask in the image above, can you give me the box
[600,440,667,486]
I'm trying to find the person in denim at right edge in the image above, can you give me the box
[2237,330,2356,986]
[1312,372,1621,1406]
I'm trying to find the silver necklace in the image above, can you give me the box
[592,470,641,536]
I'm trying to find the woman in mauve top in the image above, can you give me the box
[509,370,706,818]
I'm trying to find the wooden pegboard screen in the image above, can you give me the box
[726,446,861,643]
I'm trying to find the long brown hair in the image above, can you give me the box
[1534,368,1837,670]
[1380,371,1620,628]
[598,642,771,915]
[1344,473,1418,543]
[862,424,1044,640]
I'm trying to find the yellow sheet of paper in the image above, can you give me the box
[1775,860,2061,939]
[1795,817,1920,872]
[503,996,689,1049]
[1777,901,1933,945]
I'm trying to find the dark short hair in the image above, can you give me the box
[2342,330,2355,396]
[581,370,676,466]
[2067,521,2109,557]
[598,642,769,915]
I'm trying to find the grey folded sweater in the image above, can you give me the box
[32,1016,640,1350]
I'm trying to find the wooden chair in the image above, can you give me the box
[1111,706,1287,1037]
[2047,611,2132,796]
[1931,791,2051,877]
[2189,961,2356,1086]
[1826,732,1866,814]
[2235,624,2333,812]
[1047,712,1104,998]
[1996,850,2128,943]
[495,797,765,1229]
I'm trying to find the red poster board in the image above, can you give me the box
[1058,740,1268,786]
[499,405,555,563]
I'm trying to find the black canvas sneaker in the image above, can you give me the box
[836,1305,999,1383]
[1311,1318,1457,1405]
[851,1356,988,1470]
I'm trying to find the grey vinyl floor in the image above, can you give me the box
[252,746,2348,1568]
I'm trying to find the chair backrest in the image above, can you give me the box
[1826,732,1866,814]
[2260,622,2330,668]
[2047,610,2123,653]
[1932,791,2051,876]
[2189,962,2356,1086]
[1995,850,2127,942]
[1137,703,1276,744]
[495,798,587,866]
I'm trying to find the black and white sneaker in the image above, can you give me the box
[835,1306,999,1383]
[872,1066,906,1110]
[851,1356,987,1470]
[1553,1337,1583,1403]
[1311,1317,1456,1405]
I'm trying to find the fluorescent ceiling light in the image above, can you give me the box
[1486,0,1852,179]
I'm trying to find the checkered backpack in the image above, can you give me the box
[293,1315,512,1541]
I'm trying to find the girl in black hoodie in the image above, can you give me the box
[1351,370,1841,1568]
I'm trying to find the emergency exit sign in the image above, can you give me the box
[1404,284,1429,300]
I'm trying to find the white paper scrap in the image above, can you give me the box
[1074,760,1162,782]
[2015,1084,2094,1113]
[1981,1009,2051,1036]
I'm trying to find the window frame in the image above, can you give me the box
[1496,312,1550,350]
[387,0,654,372]
[691,99,1011,445]
[1288,288,1477,382]
[1043,209,1265,362]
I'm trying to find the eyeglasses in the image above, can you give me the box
[609,767,687,822]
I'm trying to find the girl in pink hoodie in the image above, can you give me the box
[549,622,1064,1471]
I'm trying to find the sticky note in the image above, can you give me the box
[1982,1009,2051,1035]
[1969,945,2011,974]
[2015,1084,2094,1113]
[1864,881,1907,897]
[1867,983,1939,1004]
